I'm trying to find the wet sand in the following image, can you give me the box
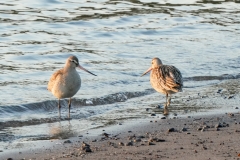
[1,111,240,160]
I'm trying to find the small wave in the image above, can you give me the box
[184,73,240,81]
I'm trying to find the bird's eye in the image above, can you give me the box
[71,60,77,64]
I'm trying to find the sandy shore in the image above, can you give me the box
[1,111,240,160]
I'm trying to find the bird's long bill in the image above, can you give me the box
[78,65,97,76]
[141,67,152,77]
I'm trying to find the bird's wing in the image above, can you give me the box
[158,65,183,91]
[47,69,64,91]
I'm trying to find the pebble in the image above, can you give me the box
[235,107,239,109]
[156,139,166,142]
[7,158,13,160]
[119,142,124,146]
[102,132,110,138]
[197,127,202,131]
[148,142,155,145]
[151,113,156,116]
[168,128,175,132]
[182,128,187,132]
[125,141,133,146]
[215,123,222,128]
[161,117,166,119]
[81,142,92,152]
[64,140,72,143]
[134,138,141,142]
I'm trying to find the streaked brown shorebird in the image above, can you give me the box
[47,56,97,118]
[141,57,183,115]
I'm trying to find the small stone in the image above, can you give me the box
[235,107,239,109]
[216,128,220,131]
[125,141,133,146]
[173,113,177,116]
[156,139,165,142]
[182,128,187,132]
[151,113,156,116]
[103,132,110,138]
[161,117,166,119]
[134,138,141,142]
[148,142,155,145]
[119,142,124,146]
[215,123,222,128]
[168,128,175,132]
[64,140,72,143]
[217,89,222,93]
[7,158,13,160]
[197,127,202,131]
[228,95,234,99]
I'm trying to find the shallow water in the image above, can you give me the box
[0,0,240,150]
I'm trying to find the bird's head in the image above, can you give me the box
[141,57,162,77]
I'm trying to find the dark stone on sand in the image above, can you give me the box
[151,113,156,116]
[119,142,124,146]
[125,141,133,146]
[173,113,177,116]
[228,95,234,99]
[235,107,239,109]
[197,127,202,131]
[7,158,13,160]
[168,128,175,132]
[148,142,155,145]
[81,142,92,152]
[182,128,187,132]
[146,108,150,111]
[103,132,110,138]
[215,123,223,128]
[64,140,72,143]
[137,135,145,139]
[216,128,220,131]
[134,138,141,142]
[156,139,166,142]
[128,131,132,133]
[161,117,166,119]
[217,89,222,93]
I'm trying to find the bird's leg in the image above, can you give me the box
[58,99,61,118]
[164,94,168,109]
[68,98,71,119]
[167,94,171,107]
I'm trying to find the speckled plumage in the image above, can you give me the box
[142,57,183,114]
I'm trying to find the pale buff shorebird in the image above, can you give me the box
[47,56,97,119]
[141,57,183,115]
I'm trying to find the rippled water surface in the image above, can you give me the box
[0,0,240,150]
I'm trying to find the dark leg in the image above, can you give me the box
[164,94,169,115]
[58,99,61,118]
[68,98,71,119]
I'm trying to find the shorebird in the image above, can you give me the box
[47,56,97,118]
[141,57,183,115]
